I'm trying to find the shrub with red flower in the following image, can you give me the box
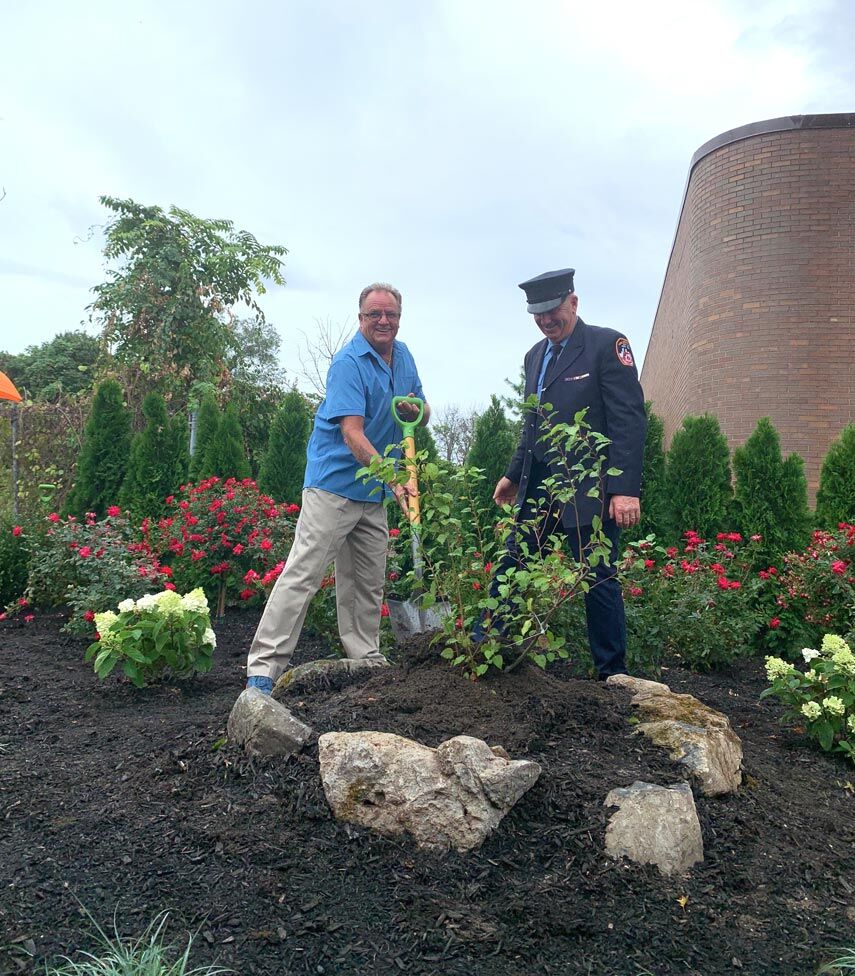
[147,477,299,614]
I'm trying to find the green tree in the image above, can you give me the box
[90,196,287,407]
[666,414,733,540]
[121,392,184,517]
[466,395,516,512]
[416,423,440,465]
[65,379,132,517]
[0,331,100,401]
[624,403,669,545]
[815,424,855,528]
[733,417,809,562]
[203,402,250,480]
[190,390,221,482]
[258,388,311,503]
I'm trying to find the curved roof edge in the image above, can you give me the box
[641,112,855,379]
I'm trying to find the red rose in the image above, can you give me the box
[107,506,122,517]
[389,528,401,538]
[240,588,254,600]
[831,560,847,575]
[769,617,780,629]
[48,512,61,523]
[83,610,95,622]
[380,603,390,617]
[78,546,93,558]
[12,525,22,537]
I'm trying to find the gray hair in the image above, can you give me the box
[358,282,402,312]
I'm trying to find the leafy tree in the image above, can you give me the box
[416,423,440,465]
[733,417,809,562]
[0,331,100,401]
[65,379,132,517]
[90,196,287,407]
[258,388,311,504]
[190,391,220,482]
[666,414,733,540]
[202,403,250,480]
[466,395,516,512]
[121,393,185,517]
[624,403,668,545]
[815,424,855,528]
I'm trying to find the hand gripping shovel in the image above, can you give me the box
[385,396,448,641]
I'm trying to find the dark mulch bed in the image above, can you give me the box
[1,609,854,976]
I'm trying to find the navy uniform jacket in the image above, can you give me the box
[505,317,646,528]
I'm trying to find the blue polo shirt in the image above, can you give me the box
[303,331,425,502]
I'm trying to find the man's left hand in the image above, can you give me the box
[609,495,641,530]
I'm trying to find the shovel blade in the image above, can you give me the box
[387,598,449,642]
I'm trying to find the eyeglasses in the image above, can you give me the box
[360,310,401,323]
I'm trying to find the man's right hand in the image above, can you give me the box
[493,477,518,507]
[391,482,411,517]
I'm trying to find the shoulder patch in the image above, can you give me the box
[615,337,634,367]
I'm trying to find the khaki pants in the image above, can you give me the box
[246,487,389,681]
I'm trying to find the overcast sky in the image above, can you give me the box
[2,0,854,413]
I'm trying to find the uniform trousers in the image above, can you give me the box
[246,487,389,682]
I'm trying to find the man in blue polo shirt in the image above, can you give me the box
[245,282,430,693]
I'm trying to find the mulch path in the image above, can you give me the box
[1,608,854,976]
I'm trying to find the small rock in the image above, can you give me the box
[273,657,388,696]
[606,674,671,694]
[604,780,703,876]
[228,688,314,757]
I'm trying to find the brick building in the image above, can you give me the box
[641,113,855,501]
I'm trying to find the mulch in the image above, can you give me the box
[1,608,854,976]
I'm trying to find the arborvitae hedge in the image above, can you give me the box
[190,391,220,482]
[666,413,733,540]
[258,388,311,504]
[203,402,250,480]
[121,392,185,518]
[66,379,132,517]
[733,417,809,562]
[815,424,855,528]
[466,395,517,514]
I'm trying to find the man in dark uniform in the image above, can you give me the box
[487,268,646,678]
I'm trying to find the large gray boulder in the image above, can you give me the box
[228,688,314,757]
[318,731,541,852]
[604,780,704,876]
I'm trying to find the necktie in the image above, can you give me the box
[543,343,563,386]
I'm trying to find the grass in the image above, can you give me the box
[44,910,231,976]
[819,949,855,974]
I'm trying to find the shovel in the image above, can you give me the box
[385,396,448,641]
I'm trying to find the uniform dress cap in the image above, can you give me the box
[518,268,576,314]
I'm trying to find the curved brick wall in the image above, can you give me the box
[641,114,855,500]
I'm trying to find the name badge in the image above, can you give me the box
[565,373,590,381]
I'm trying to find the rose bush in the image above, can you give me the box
[146,477,300,615]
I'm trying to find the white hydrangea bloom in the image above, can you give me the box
[135,593,159,611]
[821,634,850,657]
[94,610,118,634]
[822,696,846,717]
[203,627,217,648]
[831,648,855,677]
[155,589,184,617]
[801,647,821,663]
[801,701,822,720]
[117,598,136,614]
[848,715,855,734]
[805,669,819,682]
[764,657,792,681]
[182,588,209,613]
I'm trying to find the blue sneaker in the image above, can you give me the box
[246,675,274,695]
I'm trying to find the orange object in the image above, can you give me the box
[0,370,22,403]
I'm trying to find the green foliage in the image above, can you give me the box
[415,422,440,465]
[90,196,287,406]
[190,391,220,482]
[258,388,311,504]
[733,417,809,563]
[66,380,132,518]
[360,402,617,679]
[121,393,187,519]
[763,634,855,764]
[666,414,733,540]
[0,518,29,607]
[624,403,668,545]
[0,331,100,401]
[818,947,855,974]
[43,908,231,976]
[86,588,216,687]
[816,424,855,529]
[202,403,250,480]
[466,395,516,513]
[24,509,166,632]
[618,530,764,671]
